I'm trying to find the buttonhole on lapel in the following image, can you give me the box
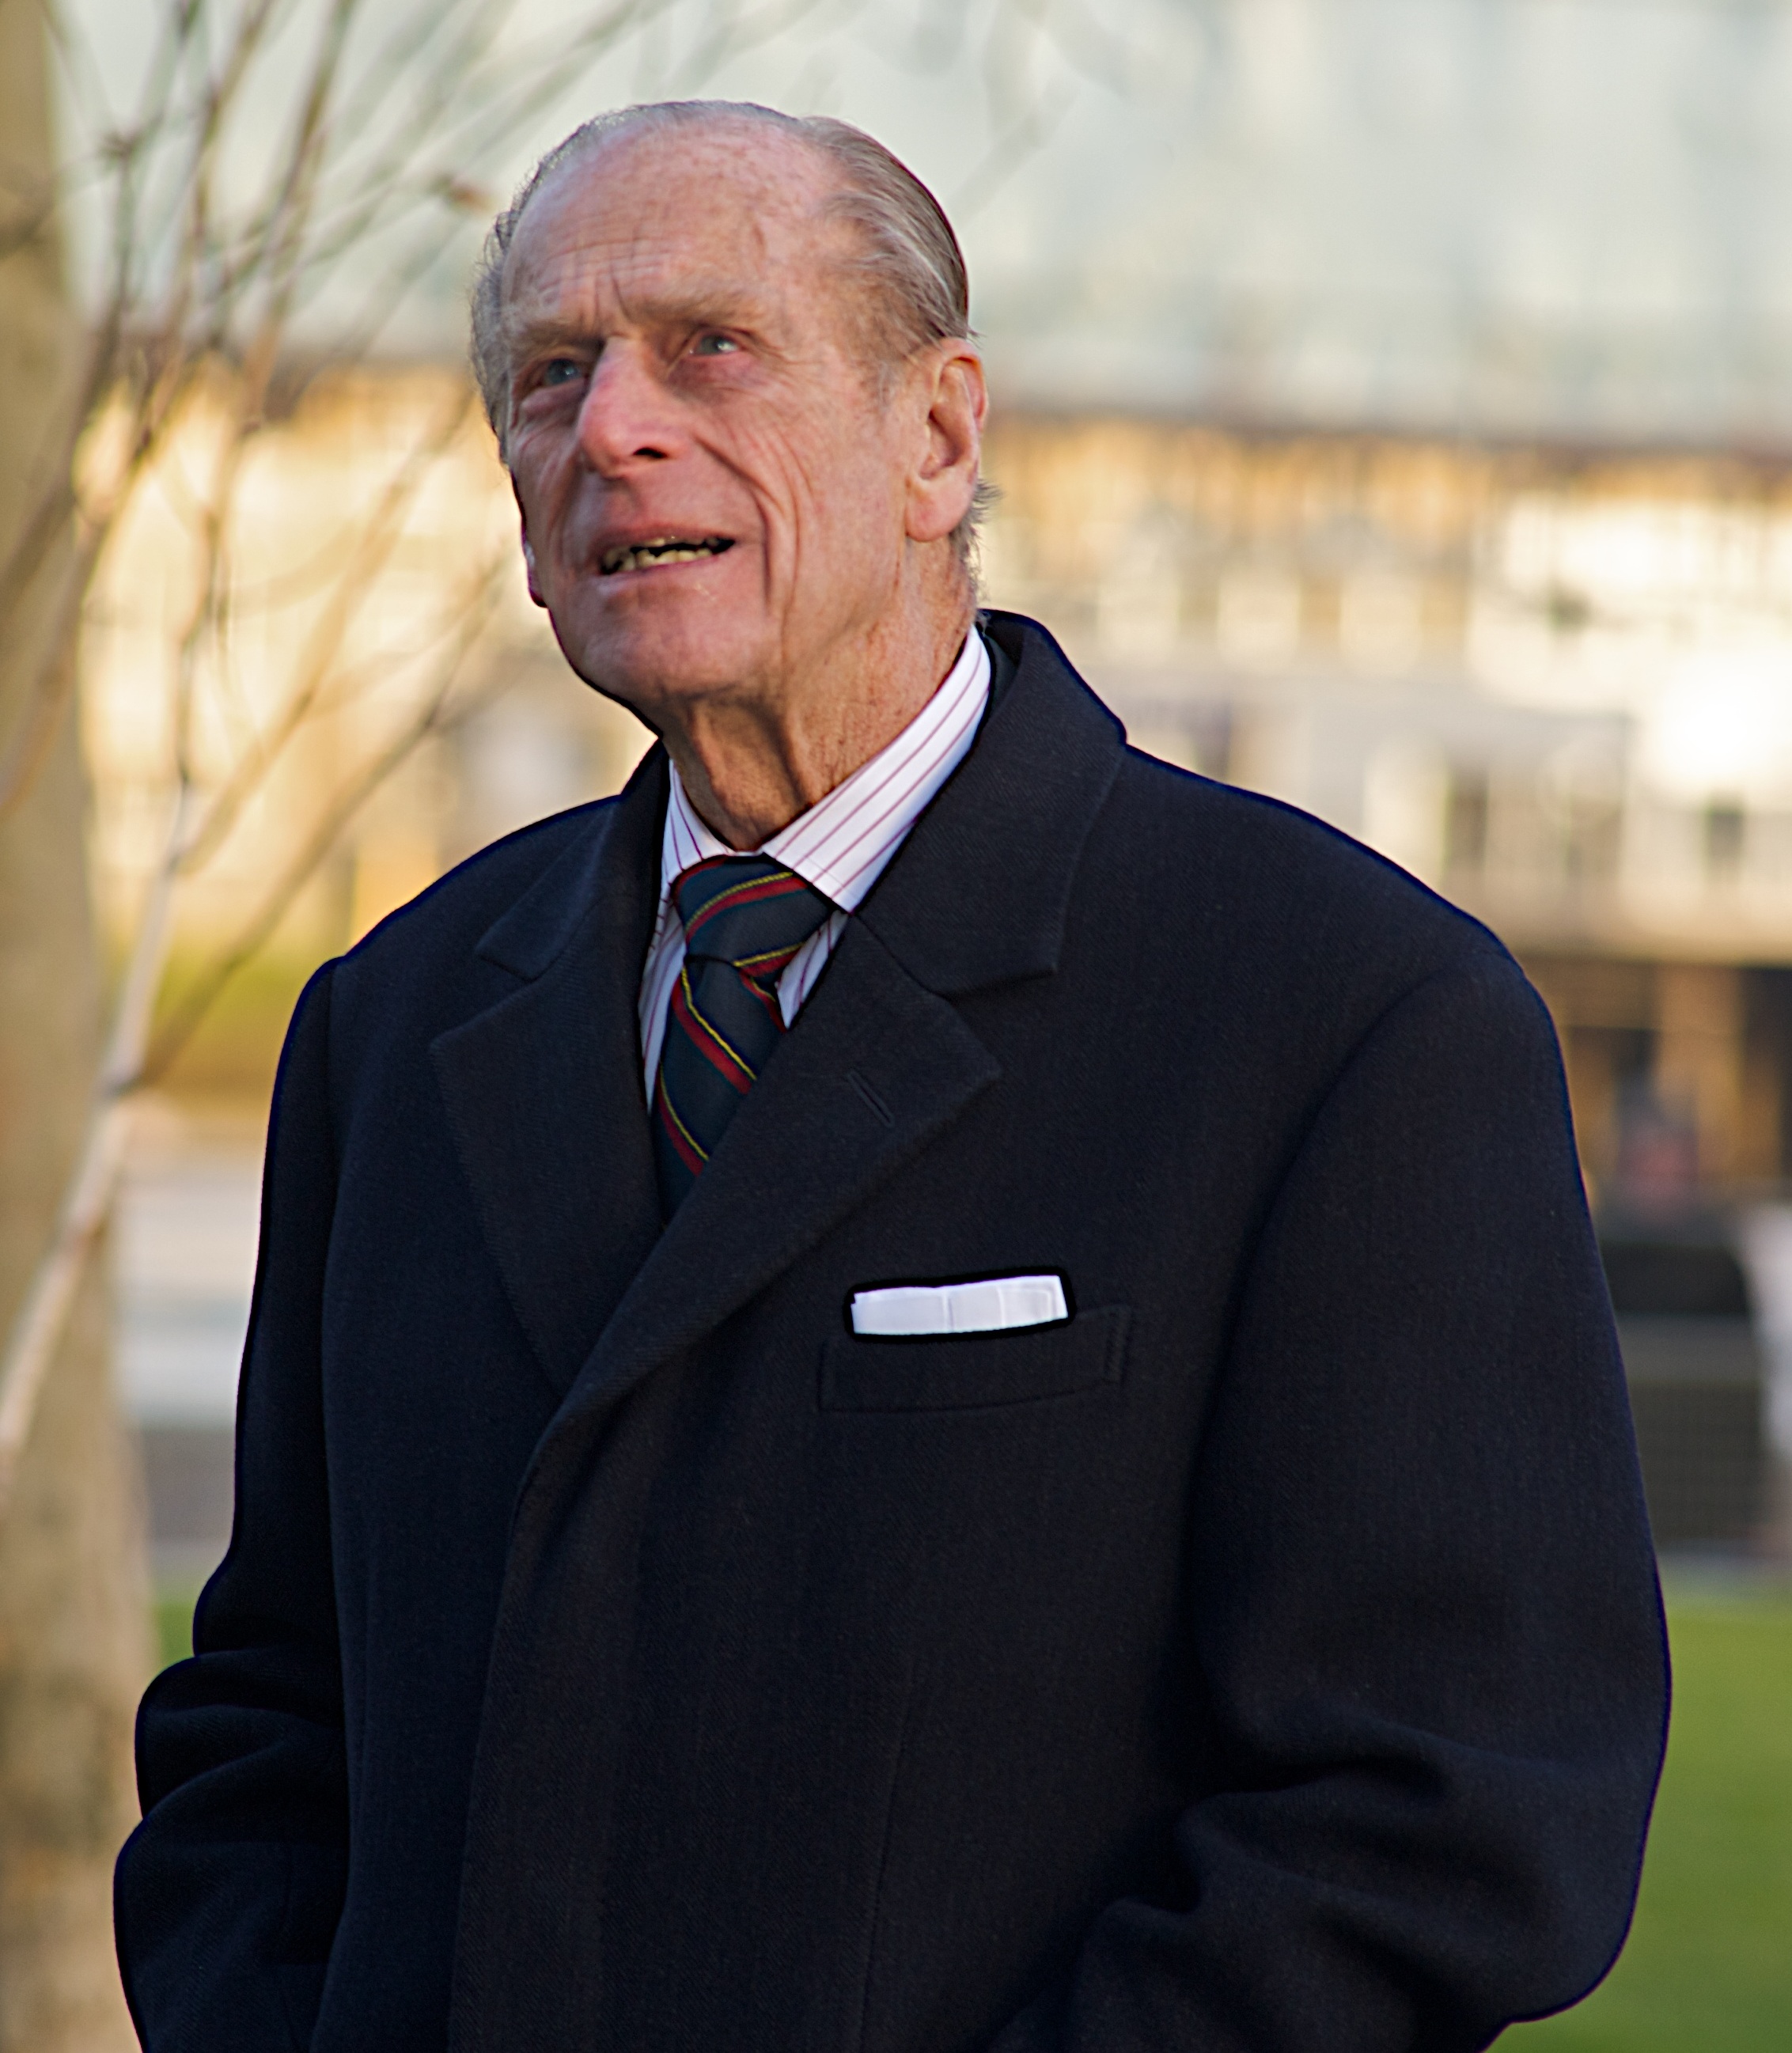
[846,1069,894,1127]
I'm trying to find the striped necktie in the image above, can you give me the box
[652,855,835,1214]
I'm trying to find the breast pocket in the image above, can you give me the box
[817,1306,1131,1413]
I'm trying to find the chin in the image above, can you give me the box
[555,605,764,717]
[547,551,765,698]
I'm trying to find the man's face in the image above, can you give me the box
[502,121,921,717]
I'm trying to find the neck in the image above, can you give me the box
[661,587,974,850]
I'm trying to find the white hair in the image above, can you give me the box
[468,100,992,567]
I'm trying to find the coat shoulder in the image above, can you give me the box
[1120,747,1504,949]
[1092,745,1525,1019]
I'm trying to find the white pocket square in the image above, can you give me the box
[850,1274,1069,1338]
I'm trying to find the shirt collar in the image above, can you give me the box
[658,629,991,917]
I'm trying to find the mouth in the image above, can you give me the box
[599,535,734,577]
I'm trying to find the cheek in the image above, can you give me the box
[508,467,551,563]
[737,415,905,574]
[510,436,577,543]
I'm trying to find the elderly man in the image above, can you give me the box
[117,103,1666,2053]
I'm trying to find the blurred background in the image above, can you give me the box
[2,0,1790,2046]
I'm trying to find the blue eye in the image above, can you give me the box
[540,358,584,387]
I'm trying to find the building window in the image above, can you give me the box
[1444,767,1490,875]
[1703,800,1745,882]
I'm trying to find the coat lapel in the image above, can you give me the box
[430,752,669,1398]
[516,615,1128,1459]
[540,920,999,1437]
[854,611,1126,995]
[433,616,1125,1437]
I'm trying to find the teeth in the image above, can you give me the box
[600,536,729,575]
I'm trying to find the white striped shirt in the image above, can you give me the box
[638,631,991,1095]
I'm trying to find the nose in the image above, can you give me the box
[574,343,683,474]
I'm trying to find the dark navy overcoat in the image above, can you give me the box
[116,614,1668,2052]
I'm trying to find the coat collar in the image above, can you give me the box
[471,744,667,983]
[851,610,1123,995]
[431,616,1126,1422]
[471,612,1122,1002]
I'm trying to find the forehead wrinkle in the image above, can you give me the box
[506,204,791,347]
[505,123,844,331]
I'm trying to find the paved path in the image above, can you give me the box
[117,1106,260,1583]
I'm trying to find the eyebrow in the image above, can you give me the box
[503,276,775,362]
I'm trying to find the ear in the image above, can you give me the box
[904,340,987,547]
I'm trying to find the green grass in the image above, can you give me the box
[1503,1583,1792,2052]
[154,1586,201,1671]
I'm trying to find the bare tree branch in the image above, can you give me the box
[0,775,192,1517]
[172,379,479,873]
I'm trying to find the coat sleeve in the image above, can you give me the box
[116,963,348,2051]
[993,949,1669,2053]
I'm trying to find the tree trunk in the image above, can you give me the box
[0,3,154,2047]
